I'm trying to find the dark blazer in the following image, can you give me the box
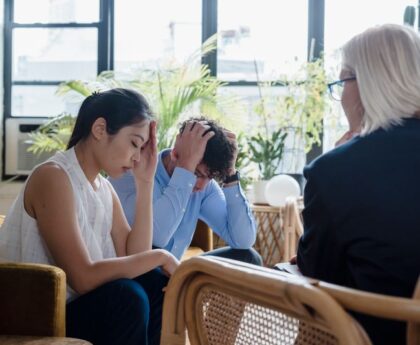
[297,118,420,344]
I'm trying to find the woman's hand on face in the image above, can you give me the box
[133,121,158,183]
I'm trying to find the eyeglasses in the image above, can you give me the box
[327,77,356,101]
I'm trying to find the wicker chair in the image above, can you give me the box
[316,279,420,345]
[161,256,371,345]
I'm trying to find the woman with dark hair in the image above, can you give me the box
[0,88,179,345]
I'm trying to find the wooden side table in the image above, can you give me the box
[212,198,303,267]
[252,204,284,266]
[252,198,303,266]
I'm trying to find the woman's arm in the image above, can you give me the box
[25,163,177,295]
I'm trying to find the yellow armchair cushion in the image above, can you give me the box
[0,262,66,337]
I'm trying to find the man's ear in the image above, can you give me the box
[170,148,178,162]
[91,117,107,141]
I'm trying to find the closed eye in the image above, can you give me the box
[131,141,139,148]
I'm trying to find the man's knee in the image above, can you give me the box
[246,248,263,266]
[205,247,263,266]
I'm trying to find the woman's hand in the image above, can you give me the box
[160,250,180,277]
[133,121,158,183]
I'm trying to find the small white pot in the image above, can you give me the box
[252,180,269,204]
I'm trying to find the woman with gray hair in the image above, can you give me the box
[297,24,420,344]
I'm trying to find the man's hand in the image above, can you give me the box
[173,121,214,172]
[132,121,158,183]
[223,129,238,175]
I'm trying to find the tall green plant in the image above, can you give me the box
[29,35,235,153]
[249,57,329,174]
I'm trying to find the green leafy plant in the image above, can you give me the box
[248,57,330,175]
[247,128,288,180]
[28,114,74,154]
[29,35,239,153]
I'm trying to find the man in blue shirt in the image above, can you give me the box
[109,118,262,265]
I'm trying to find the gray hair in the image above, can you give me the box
[342,24,420,134]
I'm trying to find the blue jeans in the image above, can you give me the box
[66,268,168,345]
[203,246,263,266]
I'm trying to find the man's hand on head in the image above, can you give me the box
[173,121,215,173]
[223,129,238,175]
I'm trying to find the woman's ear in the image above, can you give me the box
[91,117,107,141]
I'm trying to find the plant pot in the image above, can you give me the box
[252,180,269,204]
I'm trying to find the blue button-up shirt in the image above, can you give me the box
[109,149,256,259]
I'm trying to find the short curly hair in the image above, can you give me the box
[179,117,234,181]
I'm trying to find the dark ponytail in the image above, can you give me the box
[67,88,153,149]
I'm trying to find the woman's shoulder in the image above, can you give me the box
[26,162,72,196]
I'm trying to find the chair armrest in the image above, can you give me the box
[0,262,66,337]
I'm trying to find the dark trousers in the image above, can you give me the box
[66,268,168,345]
[202,246,263,266]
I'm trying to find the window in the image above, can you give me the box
[114,0,201,72]
[4,0,108,117]
[218,0,308,82]
[323,0,418,152]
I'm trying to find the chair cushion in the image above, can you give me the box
[0,335,92,344]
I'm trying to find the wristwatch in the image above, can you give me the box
[223,170,240,184]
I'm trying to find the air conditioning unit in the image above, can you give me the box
[5,118,55,176]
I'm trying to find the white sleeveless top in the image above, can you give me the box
[0,148,116,302]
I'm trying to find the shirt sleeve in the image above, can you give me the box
[108,172,137,225]
[152,167,196,248]
[199,181,256,248]
[297,165,344,283]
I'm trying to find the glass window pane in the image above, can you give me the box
[218,0,308,82]
[114,0,202,72]
[13,28,98,81]
[218,86,306,174]
[14,0,99,24]
[12,85,65,117]
[323,0,418,153]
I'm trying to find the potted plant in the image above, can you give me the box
[247,128,288,203]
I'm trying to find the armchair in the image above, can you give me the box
[0,214,91,344]
[161,256,371,345]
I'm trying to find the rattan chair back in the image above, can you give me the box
[161,256,371,345]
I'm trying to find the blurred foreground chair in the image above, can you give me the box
[0,215,91,345]
[317,278,420,345]
[161,256,371,345]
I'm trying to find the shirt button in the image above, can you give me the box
[188,183,193,187]
[236,193,240,198]
[182,208,186,212]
